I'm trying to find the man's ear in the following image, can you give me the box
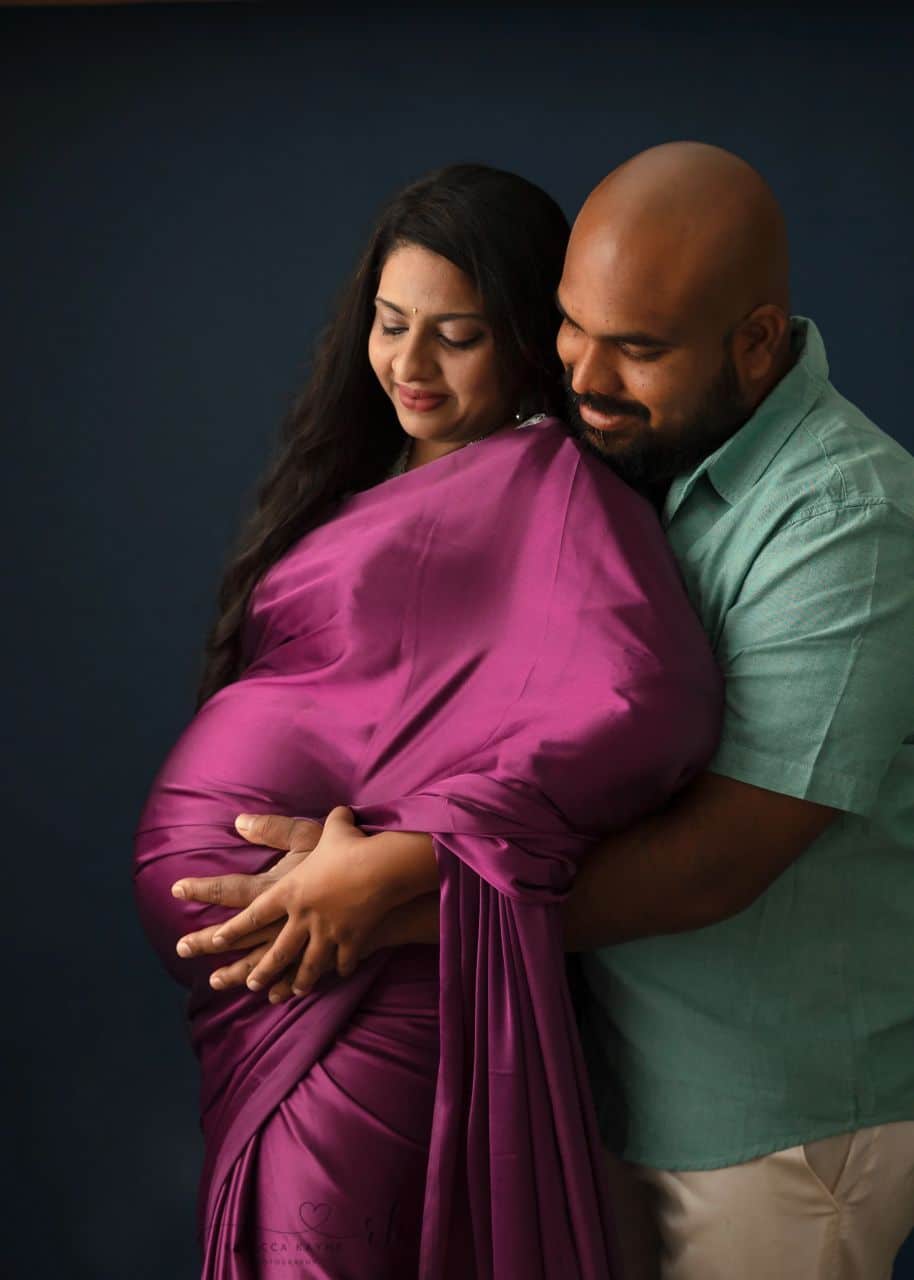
[731,304,790,397]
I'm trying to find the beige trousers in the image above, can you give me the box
[605,1122,914,1280]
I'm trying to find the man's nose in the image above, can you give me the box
[570,341,624,398]
[393,332,437,383]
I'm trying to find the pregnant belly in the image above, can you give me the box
[133,677,359,987]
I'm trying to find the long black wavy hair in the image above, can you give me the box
[196,163,570,708]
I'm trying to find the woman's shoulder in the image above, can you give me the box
[509,414,653,510]
[462,413,570,474]
[501,412,577,465]
[512,412,564,439]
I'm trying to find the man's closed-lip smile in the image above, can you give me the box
[579,402,641,432]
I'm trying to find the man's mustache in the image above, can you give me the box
[566,387,651,422]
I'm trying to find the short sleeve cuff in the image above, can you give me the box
[707,741,880,816]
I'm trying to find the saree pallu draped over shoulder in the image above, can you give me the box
[134,417,723,1279]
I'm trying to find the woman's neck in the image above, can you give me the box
[404,426,502,472]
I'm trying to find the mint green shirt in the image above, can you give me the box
[581,318,914,1169]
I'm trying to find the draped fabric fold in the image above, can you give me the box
[133,417,722,1278]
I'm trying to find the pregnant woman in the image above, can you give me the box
[133,163,722,1280]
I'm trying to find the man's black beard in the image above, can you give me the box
[564,351,750,496]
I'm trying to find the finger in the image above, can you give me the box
[171,871,275,909]
[245,919,311,992]
[208,890,286,950]
[335,940,360,979]
[235,813,323,851]
[175,921,280,959]
[322,805,357,836]
[267,975,297,1005]
[266,847,314,879]
[291,928,335,997]
[209,943,272,990]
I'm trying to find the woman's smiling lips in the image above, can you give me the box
[397,384,448,412]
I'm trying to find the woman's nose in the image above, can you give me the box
[393,333,438,384]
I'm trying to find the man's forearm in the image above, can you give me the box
[362,816,720,955]
[561,808,725,951]
[361,772,836,956]
[360,810,721,954]
[562,771,836,951]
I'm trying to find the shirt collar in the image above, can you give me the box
[663,316,829,525]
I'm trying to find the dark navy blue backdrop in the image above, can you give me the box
[4,3,912,1276]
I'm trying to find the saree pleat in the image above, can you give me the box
[133,417,722,1278]
[196,945,440,1280]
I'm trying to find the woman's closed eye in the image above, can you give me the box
[380,324,484,351]
[439,331,484,350]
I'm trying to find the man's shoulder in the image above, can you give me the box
[766,382,914,528]
[674,380,914,621]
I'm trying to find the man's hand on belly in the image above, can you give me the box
[171,814,324,1002]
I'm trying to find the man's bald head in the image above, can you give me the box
[573,141,790,326]
[557,142,794,490]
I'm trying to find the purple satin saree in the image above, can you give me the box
[133,416,722,1278]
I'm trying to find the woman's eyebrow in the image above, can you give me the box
[375,296,485,322]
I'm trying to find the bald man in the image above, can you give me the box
[171,144,914,1279]
[558,142,914,1280]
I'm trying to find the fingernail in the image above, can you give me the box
[247,977,262,991]
[268,991,282,1004]
[235,815,253,831]
[176,941,191,957]
[210,974,224,989]
[171,884,186,899]
[211,934,225,947]
[292,986,306,998]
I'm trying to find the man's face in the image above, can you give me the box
[556,236,751,488]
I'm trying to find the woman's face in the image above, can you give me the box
[368,243,512,459]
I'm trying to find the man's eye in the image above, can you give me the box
[620,345,665,362]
